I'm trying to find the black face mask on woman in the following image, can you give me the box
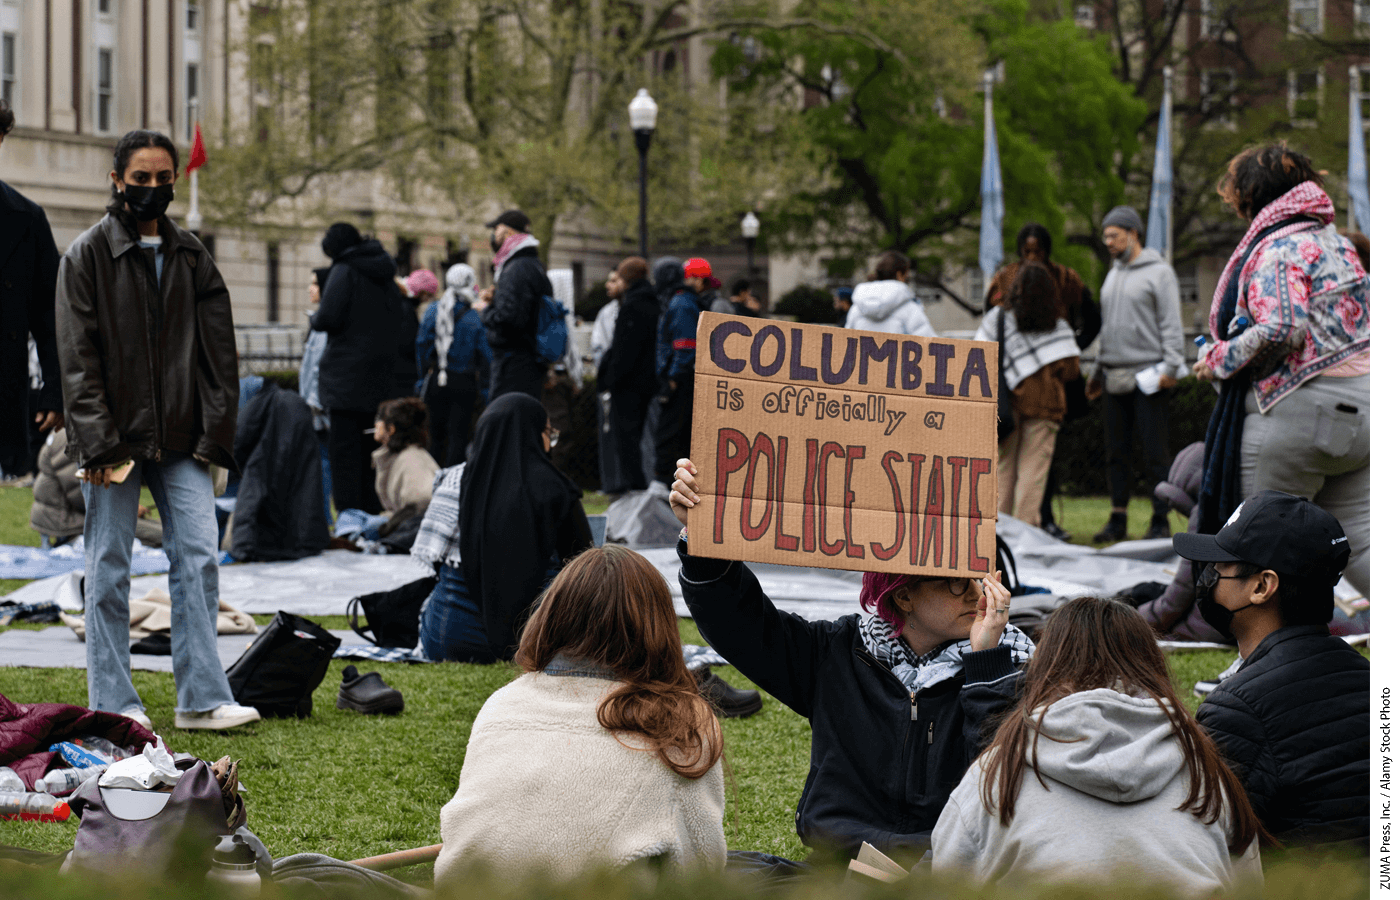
[122,183,175,222]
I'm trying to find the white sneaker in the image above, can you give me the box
[174,703,261,730]
[119,707,152,729]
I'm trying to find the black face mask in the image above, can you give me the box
[122,183,174,222]
[489,234,502,253]
[1195,566,1240,640]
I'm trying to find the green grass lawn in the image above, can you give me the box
[0,485,1366,894]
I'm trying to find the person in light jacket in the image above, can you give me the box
[930,596,1263,895]
[435,545,725,882]
[844,250,935,337]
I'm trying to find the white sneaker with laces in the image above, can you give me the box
[119,707,152,729]
[174,703,261,730]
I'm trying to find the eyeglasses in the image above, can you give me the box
[1197,563,1255,591]
[548,428,560,449]
[916,576,972,597]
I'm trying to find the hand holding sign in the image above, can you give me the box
[670,458,700,528]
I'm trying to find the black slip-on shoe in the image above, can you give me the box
[698,668,764,719]
[336,665,405,715]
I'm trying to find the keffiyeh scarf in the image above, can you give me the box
[859,614,1034,692]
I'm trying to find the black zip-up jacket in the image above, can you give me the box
[677,542,1023,863]
[1196,624,1368,849]
[56,213,238,471]
[310,240,401,412]
[596,279,659,397]
[482,246,551,355]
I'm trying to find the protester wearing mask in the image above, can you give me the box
[416,263,491,466]
[55,130,257,730]
[1175,491,1367,849]
[480,210,552,401]
[311,222,402,515]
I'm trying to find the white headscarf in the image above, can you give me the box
[434,263,479,387]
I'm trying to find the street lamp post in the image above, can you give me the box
[628,89,658,258]
[741,211,759,277]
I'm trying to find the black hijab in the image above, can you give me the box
[457,393,582,659]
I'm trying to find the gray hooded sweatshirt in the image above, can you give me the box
[1098,247,1185,373]
[929,688,1261,895]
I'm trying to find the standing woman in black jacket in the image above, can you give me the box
[310,223,401,514]
[55,130,258,730]
[596,256,659,494]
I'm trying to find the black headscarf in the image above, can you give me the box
[322,222,363,260]
[457,393,582,659]
[652,257,685,309]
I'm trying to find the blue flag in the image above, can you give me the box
[1145,89,1172,256]
[1348,85,1369,237]
[979,84,1004,281]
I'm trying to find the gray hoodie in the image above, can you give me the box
[844,280,936,337]
[929,688,1261,894]
[1098,247,1185,372]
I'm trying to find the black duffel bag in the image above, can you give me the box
[346,576,436,649]
[225,611,341,718]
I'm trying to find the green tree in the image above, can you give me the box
[714,0,1142,298]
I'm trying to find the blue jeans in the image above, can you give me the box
[82,456,236,714]
[418,564,494,663]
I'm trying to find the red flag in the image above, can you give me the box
[186,123,207,175]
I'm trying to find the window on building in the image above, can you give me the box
[266,242,280,323]
[1289,0,1323,35]
[186,0,198,31]
[98,0,110,12]
[1074,4,1095,27]
[185,64,198,141]
[1200,68,1237,128]
[1288,69,1322,126]
[1354,0,1368,34]
[1,33,15,110]
[1200,0,1225,37]
[1357,66,1369,129]
[97,48,114,133]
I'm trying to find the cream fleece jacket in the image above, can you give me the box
[435,672,727,883]
[372,444,439,517]
[929,688,1262,896]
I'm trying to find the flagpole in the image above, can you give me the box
[1162,66,1172,266]
[978,68,1003,283]
[1348,65,1359,233]
[187,99,202,233]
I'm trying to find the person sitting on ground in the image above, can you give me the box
[929,596,1263,894]
[1174,490,1368,849]
[844,251,935,337]
[413,393,591,662]
[434,545,726,882]
[668,458,1030,865]
[333,397,438,544]
[29,426,162,548]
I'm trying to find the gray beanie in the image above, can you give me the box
[1102,205,1144,238]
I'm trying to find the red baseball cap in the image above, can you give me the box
[683,258,712,278]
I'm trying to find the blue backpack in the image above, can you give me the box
[535,294,570,364]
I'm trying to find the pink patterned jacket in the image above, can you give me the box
[1200,181,1369,413]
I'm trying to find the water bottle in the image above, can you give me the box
[37,763,106,796]
[207,833,262,897]
[0,767,23,793]
[0,791,71,822]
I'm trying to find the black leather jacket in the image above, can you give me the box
[55,213,239,471]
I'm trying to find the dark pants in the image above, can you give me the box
[599,387,650,494]
[424,371,478,467]
[328,409,381,515]
[653,375,695,484]
[489,350,545,402]
[1102,387,1171,516]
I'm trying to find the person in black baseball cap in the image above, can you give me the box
[1175,490,1367,848]
[479,209,550,400]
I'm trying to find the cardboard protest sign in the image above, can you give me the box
[688,311,999,577]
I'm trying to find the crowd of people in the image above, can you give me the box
[0,102,1371,891]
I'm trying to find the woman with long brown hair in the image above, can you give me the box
[435,545,726,882]
[930,596,1263,893]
